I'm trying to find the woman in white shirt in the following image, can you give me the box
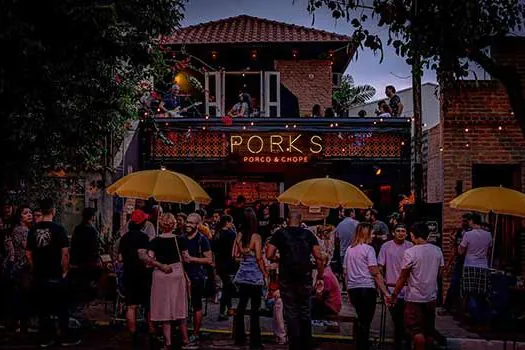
[343,223,390,350]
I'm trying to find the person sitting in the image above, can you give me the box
[311,253,342,321]
[229,93,251,118]
[311,104,322,118]
[375,100,392,118]
[324,107,335,118]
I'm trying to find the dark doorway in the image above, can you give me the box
[472,164,521,189]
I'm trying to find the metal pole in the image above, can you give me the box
[491,213,498,268]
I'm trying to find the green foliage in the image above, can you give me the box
[333,75,376,111]
[306,0,525,133]
[0,0,186,190]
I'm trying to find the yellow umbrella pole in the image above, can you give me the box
[491,214,498,268]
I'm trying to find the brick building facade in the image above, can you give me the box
[274,59,333,117]
[439,38,525,270]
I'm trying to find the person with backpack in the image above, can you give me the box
[266,212,324,350]
[182,213,213,343]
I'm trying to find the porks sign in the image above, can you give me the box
[230,133,323,164]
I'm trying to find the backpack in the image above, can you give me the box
[281,227,313,280]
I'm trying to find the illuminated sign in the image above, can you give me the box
[242,155,310,163]
[230,134,323,155]
[152,131,408,161]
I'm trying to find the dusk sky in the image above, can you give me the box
[182,0,437,99]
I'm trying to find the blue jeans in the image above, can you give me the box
[467,293,491,326]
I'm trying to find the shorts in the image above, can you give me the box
[124,275,151,309]
[190,279,205,311]
[404,301,436,337]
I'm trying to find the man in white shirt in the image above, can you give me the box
[378,224,413,350]
[391,222,444,350]
[458,212,492,329]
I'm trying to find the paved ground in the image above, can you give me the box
[2,295,524,349]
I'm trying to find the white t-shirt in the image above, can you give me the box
[378,240,414,298]
[460,229,492,268]
[344,243,378,289]
[401,243,444,303]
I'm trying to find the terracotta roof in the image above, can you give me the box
[163,15,351,45]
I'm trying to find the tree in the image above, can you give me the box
[0,0,186,196]
[333,75,376,113]
[306,0,525,134]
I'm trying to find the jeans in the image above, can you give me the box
[389,299,410,350]
[444,263,463,311]
[310,297,337,319]
[348,288,377,350]
[218,272,234,315]
[234,283,262,346]
[280,279,313,350]
[467,293,491,326]
[35,277,71,342]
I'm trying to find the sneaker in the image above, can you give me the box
[39,340,55,348]
[181,341,199,349]
[61,338,82,347]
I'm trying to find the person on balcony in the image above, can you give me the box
[160,84,183,117]
[324,107,335,118]
[229,92,251,118]
[311,104,322,118]
[385,85,404,117]
[376,100,393,118]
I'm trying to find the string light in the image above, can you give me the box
[380,118,383,122]
[293,124,297,128]
[401,141,405,146]
[330,123,334,128]
[285,124,289,128]
[211,51,217,60]
[335,123,339,127]
[342,148,346,152]
[465,143,469,148]
[242,126,247,130]
[205,116,209,120]
[465,128,469,133]
[498,126,503,131]
[373,121,377,125]
[439,147,444,152]
[250,122,254,126]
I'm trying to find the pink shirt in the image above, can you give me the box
[401,243,444,303]
[378,240,413,298]
[344,243,377,289]
[321,267,342,313]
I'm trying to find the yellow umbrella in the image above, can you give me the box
[277,177,373,209]
[449,186,525,218]
[450,186,525,267]
[106,169,211,204]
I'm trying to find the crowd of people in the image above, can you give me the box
[0,195,494,350]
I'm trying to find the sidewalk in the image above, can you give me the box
[76,296,525,350]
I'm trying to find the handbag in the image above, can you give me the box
[173,236,192,301]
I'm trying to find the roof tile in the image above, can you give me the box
[163,15,351,45]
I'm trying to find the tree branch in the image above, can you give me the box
[469,48,525,136]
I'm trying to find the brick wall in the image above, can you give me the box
[441,79,525,264]
[423,125,443,203]
[274,59,332,117]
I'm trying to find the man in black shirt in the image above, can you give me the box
[118,209,156,346]
[70,208,101,302]
[26,198,80,347]
[385,85,404,117]
[267,213,324,350]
